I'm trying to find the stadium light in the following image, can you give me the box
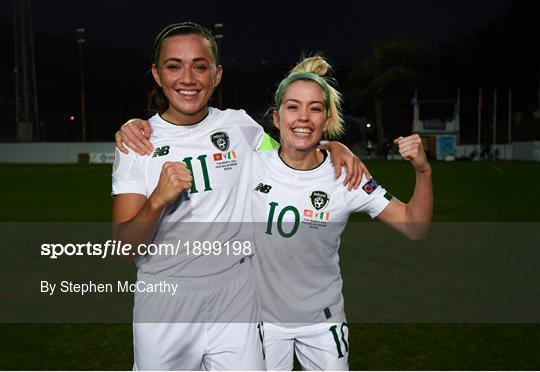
[213,23,224,41]
[213,23,224,108]
[76,27,87,142]
[366,123,371,128]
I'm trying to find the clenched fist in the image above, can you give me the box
[393,134,431,173]
[150,161,193,208]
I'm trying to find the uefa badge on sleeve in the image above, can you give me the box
[362,178,379,194]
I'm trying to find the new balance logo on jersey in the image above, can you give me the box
[310,191,329,210]
[152,146,170,157]
[210,132,230,151]
[254,183,272,194]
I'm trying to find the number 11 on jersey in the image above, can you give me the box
[183,155,213,194]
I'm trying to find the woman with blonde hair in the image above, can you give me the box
[251,55,432,370]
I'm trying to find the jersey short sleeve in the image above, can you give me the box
[258,133,280,151]
[111,148,146,196]
[346,175,391,218]
[236,110,266,151]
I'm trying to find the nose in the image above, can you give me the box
[298,107,309,122]
[180,67,195,85]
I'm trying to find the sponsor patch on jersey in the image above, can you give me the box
[210,132,230,151]
[362,178,379,194]
[310,191,329,210]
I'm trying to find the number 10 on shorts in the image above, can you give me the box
[329,322,349,358]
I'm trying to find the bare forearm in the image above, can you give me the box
[112,195,165,256]
[379,134,433,240]
[404,168,433,238]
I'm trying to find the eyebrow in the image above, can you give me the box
[162,57,211,64]
[283,99,324,105]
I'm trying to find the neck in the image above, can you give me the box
[279,145,324,170]
[162,107,209,126]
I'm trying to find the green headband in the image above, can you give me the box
[274,72,330,108]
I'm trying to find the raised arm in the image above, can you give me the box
[112,162,192,258]
[376,134,432,240]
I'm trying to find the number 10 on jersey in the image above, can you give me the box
[265,202,300,238]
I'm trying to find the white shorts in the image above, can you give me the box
[133,258,265,370]
[264,321,349,371]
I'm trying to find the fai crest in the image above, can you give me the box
[310,191,329,210]
[210,132,230,151]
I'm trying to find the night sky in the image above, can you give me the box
[3,0,536,142]
[1,0,510,65]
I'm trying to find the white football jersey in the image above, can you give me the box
[112,108,264,277]
[251,149,391,324]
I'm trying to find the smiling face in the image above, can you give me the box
[151,34,222,124]
[273,80,329,152]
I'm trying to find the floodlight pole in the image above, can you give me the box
[507,87,512,143]
[77,27,87,142]
[507,87,512,160]
[214,23,224,109]
[477,88,482,157]
[492,87,497,160]
[14,0,39,141]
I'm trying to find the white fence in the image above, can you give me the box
[0,142,115,164]
[456,141,540,161]
[1,141,539,163]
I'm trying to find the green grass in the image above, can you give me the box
[0,161,539,370]
[0,164,113,221]
[2,160,538,222]
[358,159,540,221]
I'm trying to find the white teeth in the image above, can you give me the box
[292,128,312,134]
[178,90,197,95]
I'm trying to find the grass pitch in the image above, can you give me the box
[0,160,539,370]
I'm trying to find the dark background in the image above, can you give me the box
[1,0,539,143]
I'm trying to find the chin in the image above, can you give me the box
[291,142,317,152]
[174,103,206,116]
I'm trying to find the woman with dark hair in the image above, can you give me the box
[112,22,268,370]
[112,22,365,370]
